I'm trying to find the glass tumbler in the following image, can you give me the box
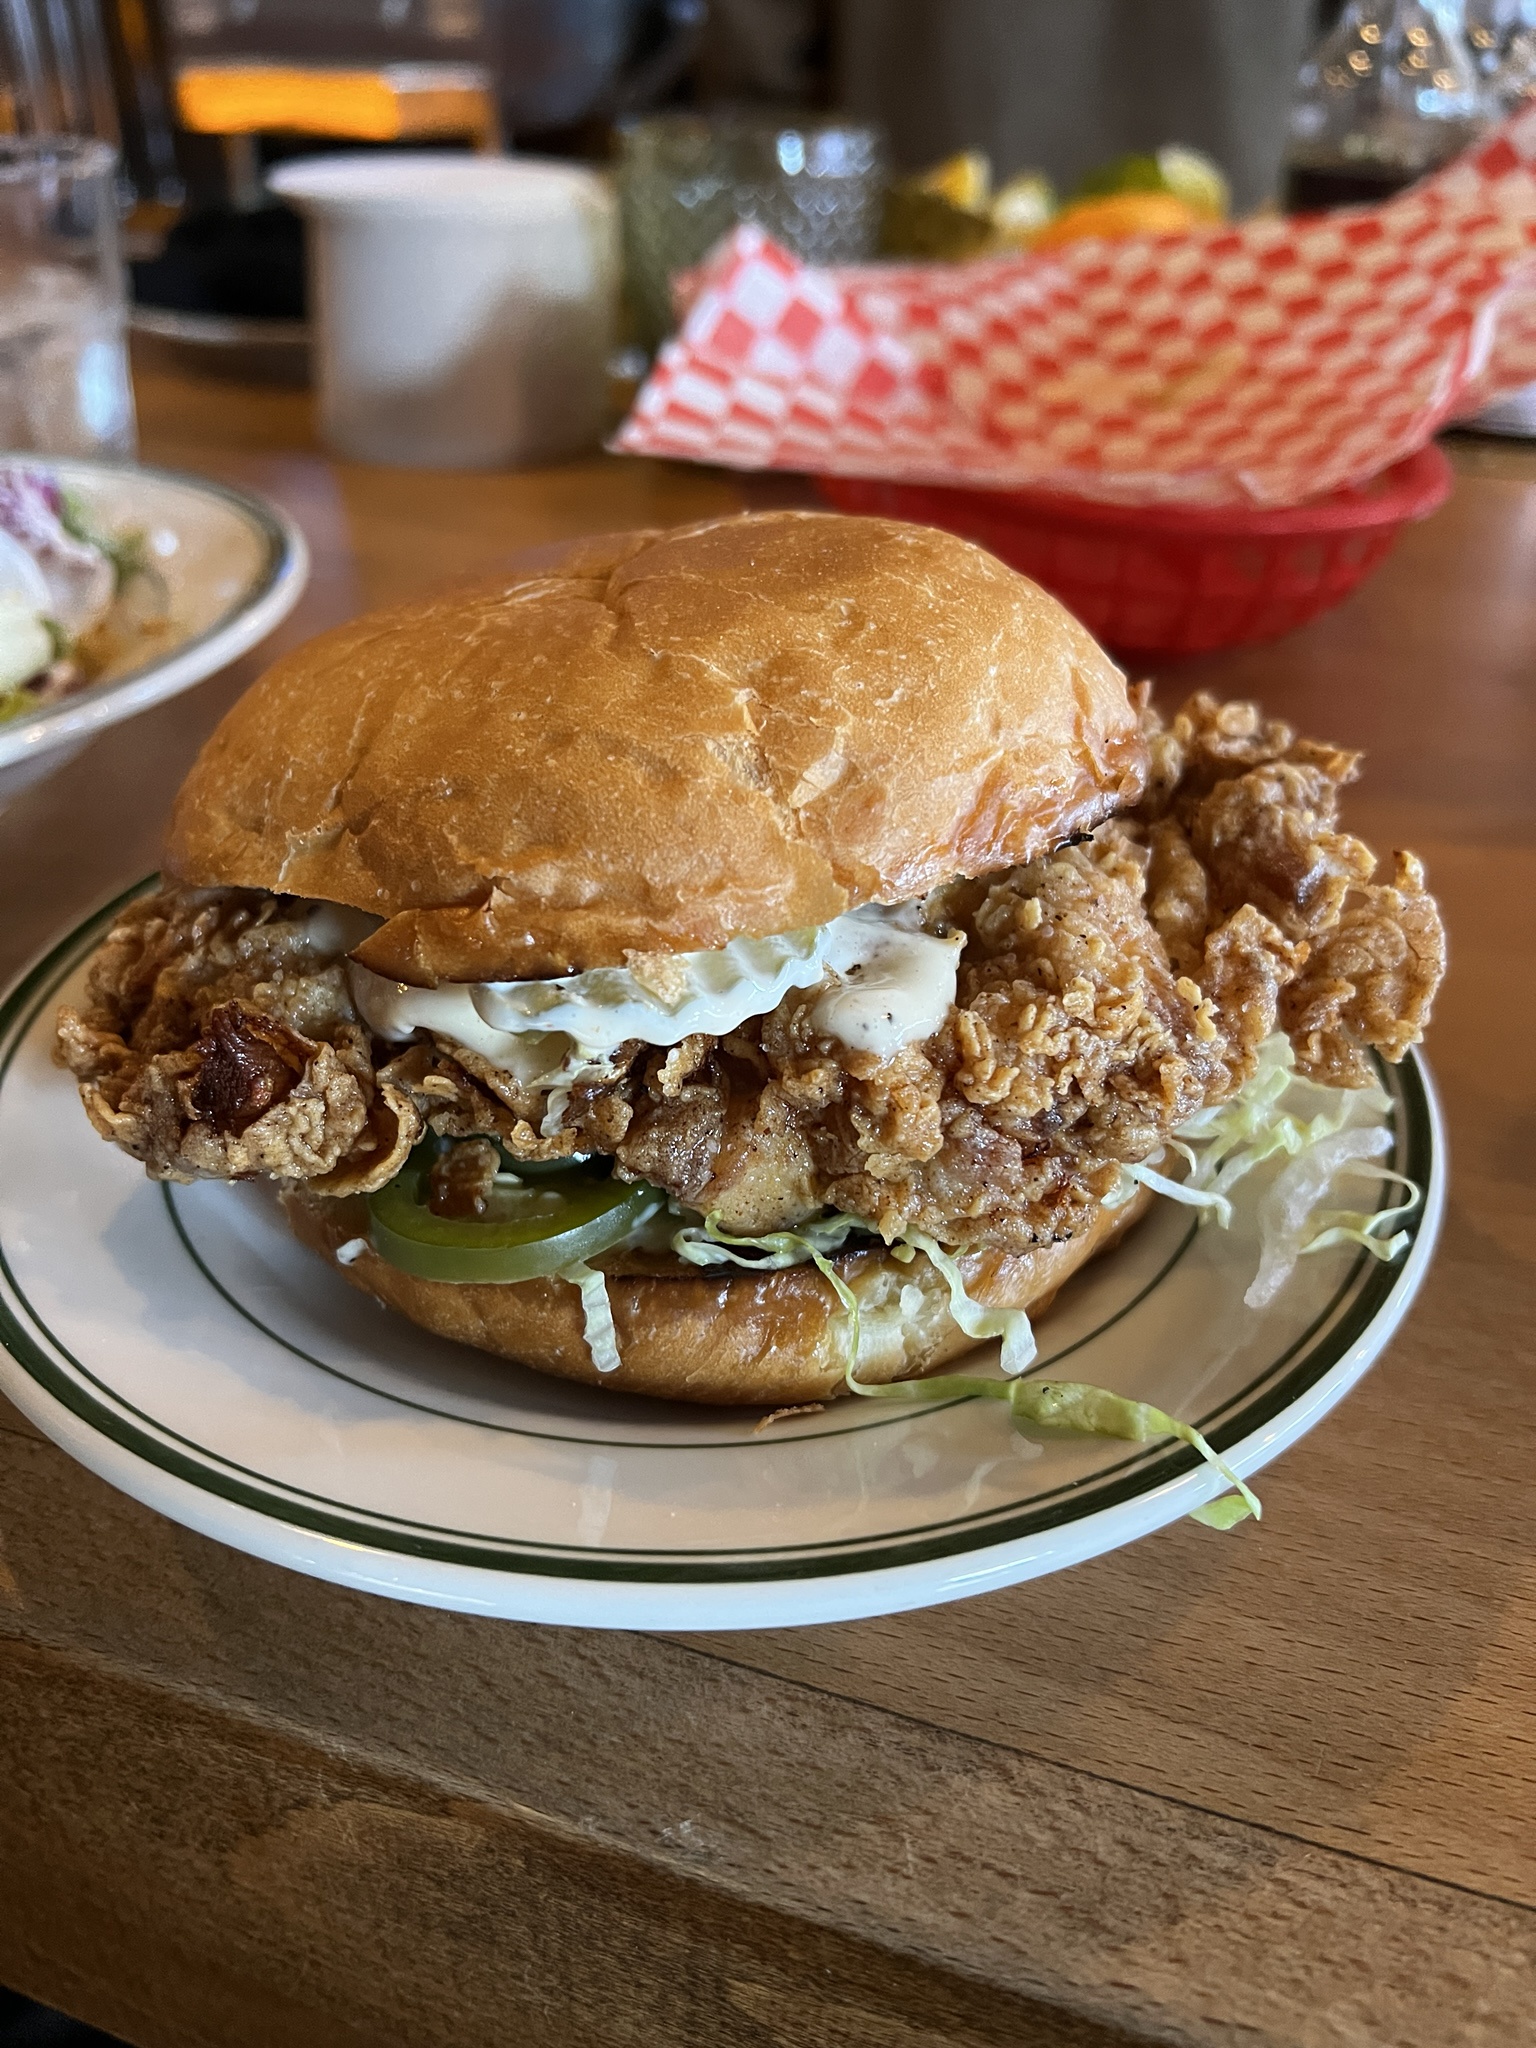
[0,0,120,143]
[619,112,885,352]
[0,137,136,456]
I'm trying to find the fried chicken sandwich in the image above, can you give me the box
[57,512,1445,1406]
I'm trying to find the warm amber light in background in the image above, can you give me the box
[174,63,499,148]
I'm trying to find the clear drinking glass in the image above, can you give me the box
[0,138,136,456]
[0,0,120,143]
[619,112,885,352]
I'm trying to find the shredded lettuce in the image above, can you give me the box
[1299,1173,1419,1264]
[843,1365,1261,1528]
[672,1211,871,1271]
[563,1259,622,1373]
[806,1247,862,1362]
[1244,1130,1416,1308]
[659,1033,1417,1531]
[673,1212,868,1362]
[1118,1157,1234,1226]
[1120,1033,1419,1303]
[896,1228,1037,1377]
[673,1212,1034,1375]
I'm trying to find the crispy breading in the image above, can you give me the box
[726,833,1301,1248]
[55,890,416,1187]
[1135,690,1444,1083]
[57,695,1446,1250]
[1280,850,1446,1086]
[428,1135,501,1217]
[1135,684,1360,813]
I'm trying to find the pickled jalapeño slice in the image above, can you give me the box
[367,1142,662,1285]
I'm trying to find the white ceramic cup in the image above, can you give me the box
[267,153,617,469]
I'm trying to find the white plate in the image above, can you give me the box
[0,457,308,806]
[129,309,311,387]
[0,886,1445,1631]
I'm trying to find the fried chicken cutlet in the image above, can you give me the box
[58,692,1443,1257]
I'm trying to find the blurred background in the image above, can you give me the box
[52,0,1521,374]
[0,0,1529,795]
[88,0,1408,218]
[0,0,1529,754]
[98,0,1325,217]
[0,0,1529,745]
[0,0,1524,407]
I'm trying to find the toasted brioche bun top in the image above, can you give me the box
[166,511,1145,983]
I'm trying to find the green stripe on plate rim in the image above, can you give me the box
[0,880,1435,1585]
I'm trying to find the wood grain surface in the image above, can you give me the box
[0,360,1531,2048]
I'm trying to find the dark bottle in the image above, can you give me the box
[1282,0,1488,214]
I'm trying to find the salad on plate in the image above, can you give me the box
[0,464,167,724]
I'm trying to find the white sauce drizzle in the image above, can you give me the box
[347,901,963,1114]
[473,924,830,1054]
[811,906,963,1059]
[347,968,619,1136]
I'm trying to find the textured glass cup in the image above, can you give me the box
[0,138,135,456]
[619,112,884,351]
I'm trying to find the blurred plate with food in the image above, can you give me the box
[878,143,1231,260]
[129,307,312,388]
[0,456,308,808]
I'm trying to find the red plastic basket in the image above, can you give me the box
[817,444,1452,658]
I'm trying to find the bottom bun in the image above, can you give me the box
[280,1185,1153,1407]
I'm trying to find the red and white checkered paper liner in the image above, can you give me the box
[614,106,1536,508]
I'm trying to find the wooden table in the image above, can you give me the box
[0,361,1531,2048]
